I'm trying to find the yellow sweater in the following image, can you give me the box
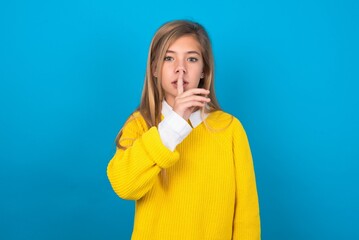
[107,110,260,240]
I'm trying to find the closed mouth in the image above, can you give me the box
[172,80,189,87]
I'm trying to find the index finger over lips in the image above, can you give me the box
[177,71,184,95]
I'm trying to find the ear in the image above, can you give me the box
[152,64,158,77]
[200,72,204,79]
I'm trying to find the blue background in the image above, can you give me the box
[1,0,358,239]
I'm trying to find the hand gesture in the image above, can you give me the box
[173,71,210,121]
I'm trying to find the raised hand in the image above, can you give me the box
[173,70,210,121]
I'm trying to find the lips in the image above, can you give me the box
[172,80,189,88]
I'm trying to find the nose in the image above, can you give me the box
[175,60,186,74]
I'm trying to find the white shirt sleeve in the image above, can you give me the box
[158,110,192,151]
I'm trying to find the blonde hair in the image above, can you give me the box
[116,20,221,149]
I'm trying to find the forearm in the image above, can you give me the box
[107,127,179,200]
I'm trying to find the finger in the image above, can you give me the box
[176,95,211,104]
[178,88,210,98]
[181,100,207,109]
[177,71,184,95]
[177,88,209,98]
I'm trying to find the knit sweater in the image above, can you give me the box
[107,110,260,240]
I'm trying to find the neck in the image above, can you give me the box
[164,97,175,108]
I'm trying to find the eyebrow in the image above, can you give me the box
[166,50,201,55]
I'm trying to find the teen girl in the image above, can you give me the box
[107,20,260,239]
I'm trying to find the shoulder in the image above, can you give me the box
[207,111,251,150]
[116,111,149,148]
[206,110,245,132]
[122,111,149,135]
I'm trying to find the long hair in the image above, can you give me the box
[116,20,221,149]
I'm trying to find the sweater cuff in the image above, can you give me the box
[141,127,180,169]
[158,111,192,151]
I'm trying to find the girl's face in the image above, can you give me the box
[160,35,204,107]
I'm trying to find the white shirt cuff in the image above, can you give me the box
[158,111,192,151]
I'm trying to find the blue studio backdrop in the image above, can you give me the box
[1,0,358,239]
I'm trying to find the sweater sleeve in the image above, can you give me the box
[232,118,261,239]
[107,115,180,200]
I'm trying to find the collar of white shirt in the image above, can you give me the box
[161,100,208,128]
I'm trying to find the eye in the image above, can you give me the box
[164,56,174,61]
[187,57,198,62]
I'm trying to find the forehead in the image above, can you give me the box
[167,35,202,53]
